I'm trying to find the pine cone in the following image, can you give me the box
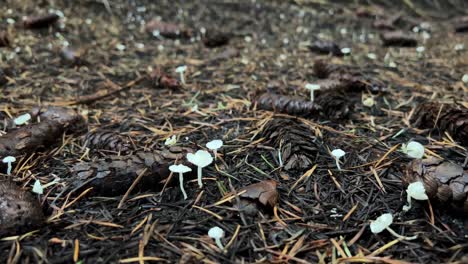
[412,102,467,146]
[404,158,467,213]
[313,60,336,79]
[260,118,319,170]
[256,93,351,120]
[256,93,318,117]
[69,147,194,196]
[0,180,45,236]
[83,130,130,153]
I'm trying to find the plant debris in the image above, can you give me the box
[380,30,418,47]
[145,20,192,39]
[22,13,60,29]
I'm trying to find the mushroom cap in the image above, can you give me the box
[305,83,321,91]
[370,213,393,234]
[2,156,16,163]
[187,150,213,168]
[208,226,224,239]
[32,180,44,195]
[164,135,177,146]
[169,164,192,174]
[407,181,428,200]
[331,149,346,159]
[206,139,223,150]
[14,113,31,125]
[175,65,187,73]
[402,141,424,159]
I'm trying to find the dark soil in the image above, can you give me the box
[0,0,467,263]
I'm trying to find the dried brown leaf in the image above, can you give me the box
[239,180,278,208]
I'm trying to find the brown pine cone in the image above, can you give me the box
[259,118,319,170]
[0,180,45,236]
[70,147,194,196]
[83,130,131,153]
[412,102,467,146]
[256,93,318,117]
[404,158,467,213]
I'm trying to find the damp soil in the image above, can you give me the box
[0,0,467,263]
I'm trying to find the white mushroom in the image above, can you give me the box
[14,113,31,126]
[208,226,225,250]
[32,179,44,195]
[304,83,320,102]
[164,135,177,146]
[402,181,428,211]
[331,149,346,171]
[206,139,223,160]
[2,156,16,175]
[187,150,213,188]
[175,65,187,85]
[169,164,192,200]
[401,141,424,159]
[370,213,417,240]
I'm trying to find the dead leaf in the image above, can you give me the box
[239,180,278,208]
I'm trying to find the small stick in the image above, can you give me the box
[56,75,145,106]
[118,168,147,209]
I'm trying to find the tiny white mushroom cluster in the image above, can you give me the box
[169,139,223,199]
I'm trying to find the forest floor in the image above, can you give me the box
[0,0,467,263]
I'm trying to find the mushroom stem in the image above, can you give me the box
[402,195,412,211]
[179,72,185,85]
[213,150,217,160]
[215,238,224,250]
[385,227,417,240]
[335,158,341,171]
[310,90,314,102]
[179,172,187,200]
[197,166,203,188]
[6,162,12,175]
